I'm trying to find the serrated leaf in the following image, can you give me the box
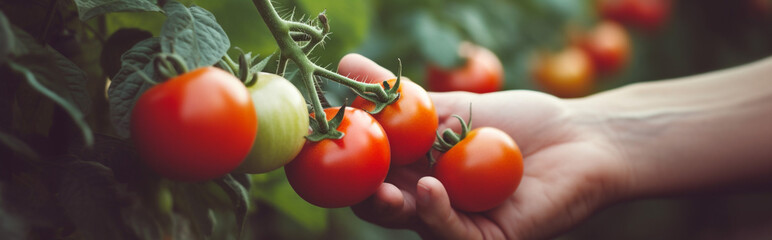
[0,11,14,65]
[58,161,134,240]
[108,37,161,138]
[8,27,93,146]
[160,1,229,69]
[74,0,163,21]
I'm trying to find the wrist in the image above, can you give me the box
[563,95,641,204]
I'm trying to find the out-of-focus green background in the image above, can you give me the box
[41,0,772,239]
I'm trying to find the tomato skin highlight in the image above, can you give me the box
[351,79,438,166]
[235,72,308,174]
[131,67,257,182]
[433,127,524,213]
[285,107,391,208]
[426,42,504,93]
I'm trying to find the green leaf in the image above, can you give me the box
[74,0,163,21]
[252,170,328,233]
[0,131,38,160]
[58,161,134,240]
[174,184,216,237]
[213,174,249,239]
[7,27,93,146]
[160,1,230,69]
[69,134,144,182]
[410,11,463,68]
[108,37,161,138]
[0,11,13,65]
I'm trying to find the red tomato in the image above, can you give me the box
[284,107,390,208]
[533,47,595,98]
[433,127,524,212]
[581,21,631,74]
[351,79,438,166]
[598,0,671,31]
[426,42,504,93]
[131,67,257,182]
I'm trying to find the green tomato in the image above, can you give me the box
[235,72,309,174]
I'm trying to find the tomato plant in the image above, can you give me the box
[131,66,258,182]
[235,72,308,174]
[432,116,523,213]
[597,0,671,31]
[284,107,391,208]
[581,21,631,74]
[533,46,595,98]
[351,78,438,166]
[426,42,504,93]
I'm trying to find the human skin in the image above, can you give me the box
[338,54,772,240]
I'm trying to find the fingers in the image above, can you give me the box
[337,53,396,83]
[351,183,415,229]
[415,177,474,240]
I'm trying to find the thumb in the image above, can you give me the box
[415,177,477,240]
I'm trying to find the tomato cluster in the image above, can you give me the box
[534,20,631,98]
[130,50,522,212]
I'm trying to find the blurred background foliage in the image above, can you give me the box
[1,0,771,239]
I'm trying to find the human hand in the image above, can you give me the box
[338,53,630,240]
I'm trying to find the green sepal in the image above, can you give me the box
[305,105,346,142]
[153,53,189,80]
[429,104,473,156]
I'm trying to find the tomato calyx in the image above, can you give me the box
[216,49,274,88]
[357,74,402,114]
[153,53,189,80]
[305,104,346,141]
[429,105,472,165]
[129,53,191,86]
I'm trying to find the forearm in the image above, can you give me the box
[577,56,772,199]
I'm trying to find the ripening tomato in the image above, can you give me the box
[434,127,524,212]
[533,47,595,98]
[131,67,257,182]
[351,79,438,166]
[426,42,504,93]
[285,107,390,208]
[235,72,308,174]
[581,21,631,74]
[597,0,671,31]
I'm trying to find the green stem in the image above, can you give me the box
[314,66,389,102]
[252,0,330,134]
[276,53,288,76]
[252,0,400,138]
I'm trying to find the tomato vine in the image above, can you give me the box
[251,0,400,141]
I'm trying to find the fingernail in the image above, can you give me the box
[417,182,431,205]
